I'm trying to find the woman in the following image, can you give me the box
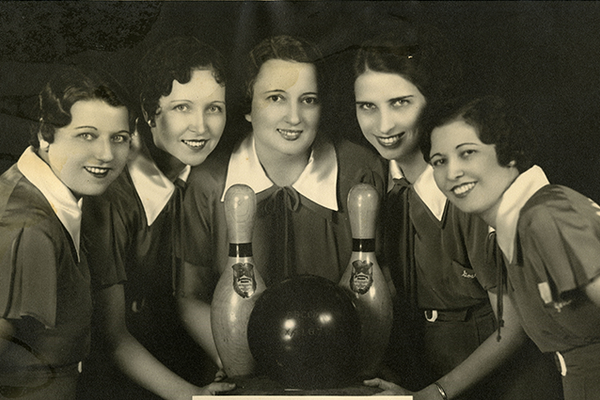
[178,35,386,372]
[0,66,133,399]
[424,95,600,400]
[78,37,234,399]
[353,29,562,399]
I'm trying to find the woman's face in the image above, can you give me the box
[354,69,426,162]
[246,59,320,159]
[429,119,519,225]
[44,99,131,198]
[152,68,226,166]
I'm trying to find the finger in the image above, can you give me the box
[207,382,236,394]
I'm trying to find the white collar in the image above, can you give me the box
[388,161,446,221]
[128,152,191,226]
[495,165,549,263]
[18,147,83,260]
[222,135,339,211]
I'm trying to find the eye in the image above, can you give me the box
[302,96,319,105]
[430,157,445,168]
[112,133,131,144]
[460,149,476,158]
[268,94,284,102]
[391,98,410,107]
[174,104,190,112]
[78,132,95,141]
[207,104,224,113]
[357,103,376,111]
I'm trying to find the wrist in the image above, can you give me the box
[433,381,448,400]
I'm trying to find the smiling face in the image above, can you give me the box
[246,59,320,160]
[152,68,226,166]
[354,69,426,163]
[43,99,131,198]
[429,118,519,225]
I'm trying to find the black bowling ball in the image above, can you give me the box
[247,275,360,389]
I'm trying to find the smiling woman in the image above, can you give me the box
[77,36,236,400]
[177,35,386,381]
[0,66,134,400]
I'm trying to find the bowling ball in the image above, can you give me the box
[247,275,361,389]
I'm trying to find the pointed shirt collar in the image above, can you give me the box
[222,135,339,211]
[495,165,549,263]
[18,147,83,260]
[389,160,446,221]
[128,151,191,226]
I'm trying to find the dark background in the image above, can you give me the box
[1,1,600,200]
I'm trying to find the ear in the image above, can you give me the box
[142,109,156,128]
[245,114,252,123]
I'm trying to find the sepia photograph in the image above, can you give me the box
[1,2,600,399]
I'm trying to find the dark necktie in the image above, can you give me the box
[257,186,300,286]
[385,177,418,309]
[171,178,186,296]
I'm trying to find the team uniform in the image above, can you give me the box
[77,147,210,400]
[383,161,562,399]
[0,148,93,400]
[182,135,385,292]
[495,165,600,400]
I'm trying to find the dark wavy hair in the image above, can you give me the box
[353,25,461,115]
[35,66,135,149]
[420,95,534,172]
[138,36,227,122]
[243,35,323,115]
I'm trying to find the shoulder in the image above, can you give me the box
[520,184,600,231]
[83,167,140,220]
[335,139,382,164]
[187,148,229,188]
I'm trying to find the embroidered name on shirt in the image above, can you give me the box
[461,270,476,279]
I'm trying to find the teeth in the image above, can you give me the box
[277,129,302,140]
[182,139,207,149]
[85,166,109,175]
[376,133,402,147]
[453,182,475,196]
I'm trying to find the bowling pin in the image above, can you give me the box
[339,183,393,378]
[211,184,266,377]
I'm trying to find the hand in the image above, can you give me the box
[363,378,414,396]
[196,381,236,395]
[213,368,227,382]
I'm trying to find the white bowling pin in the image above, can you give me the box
[211,184,266,377]
[339,183,393,378]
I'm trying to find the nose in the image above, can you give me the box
[446,158,464,180]
[96,138,115,163]
[285,101,301,125]
[378,109,394,135]
[190,110,206,133]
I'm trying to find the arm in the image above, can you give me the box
[96,284,234,400]
[585,274,600,308]
[366,291,527,399]
[177,261,222,370]
[0,318,15,356]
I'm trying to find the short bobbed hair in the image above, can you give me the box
[420,95,534,172]
[36,66,135,149]
[243,35,323,115]
[138,36,227,119]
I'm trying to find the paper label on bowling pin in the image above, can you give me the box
[232,262,257,298]
[350,260,374,294]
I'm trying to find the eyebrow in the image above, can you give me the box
[389,95,413,103]
[74,126,98,130]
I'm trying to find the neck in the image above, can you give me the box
[148,142,186,182]
[254,137,310,187]
[395,151,428,184]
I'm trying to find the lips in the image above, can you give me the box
[84,166,110,178]
[182,139,207,150]
[451,182,475,197]
[277,128,302,141]
[375,132,404,147]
